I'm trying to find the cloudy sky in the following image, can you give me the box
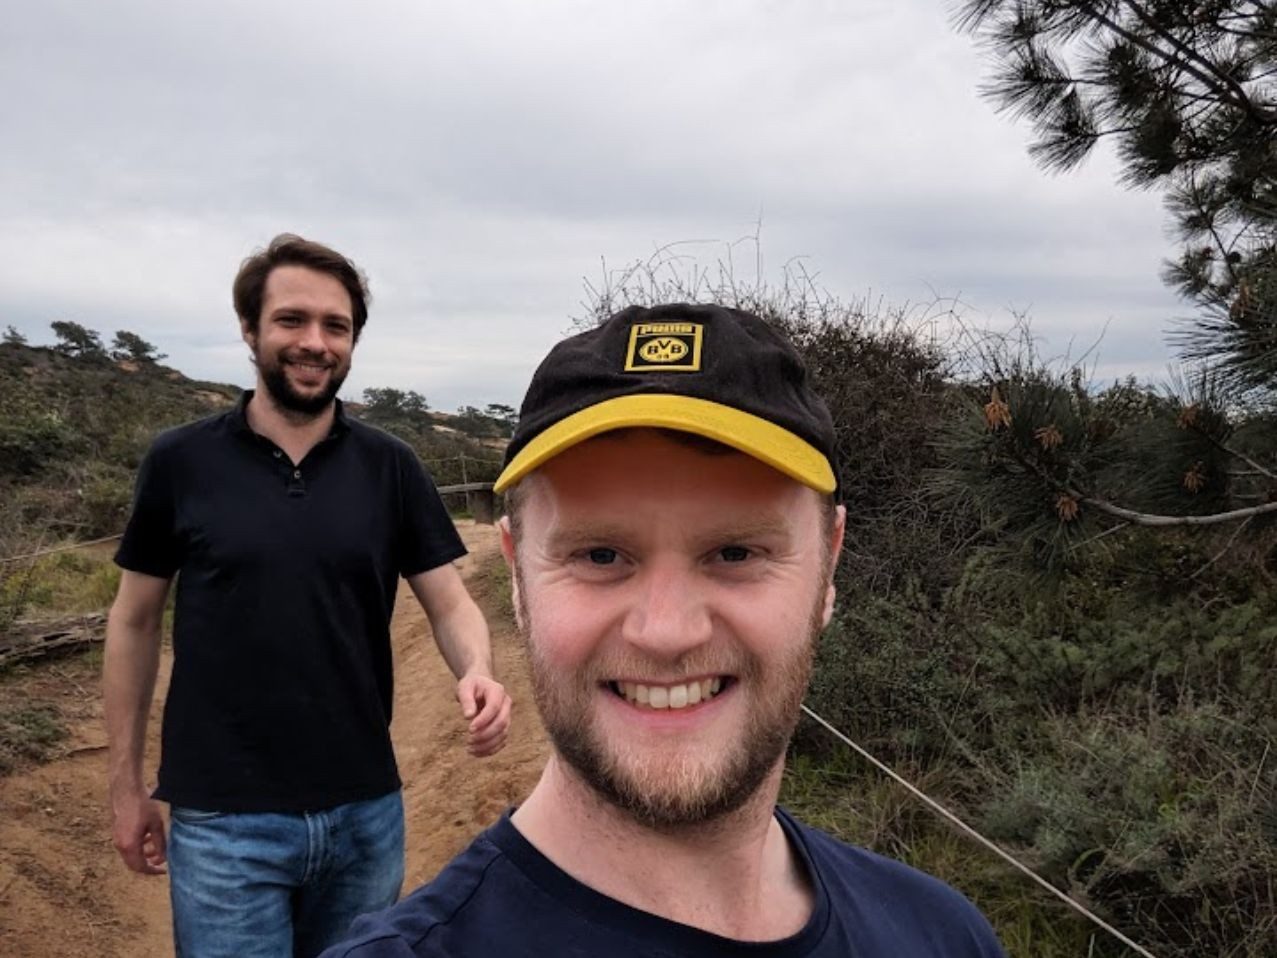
[1,0,1186,412]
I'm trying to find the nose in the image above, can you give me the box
[297,319,327,354]
[618,557,713,661]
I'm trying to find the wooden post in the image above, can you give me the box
[470,489,495,525]
[436,482,497,525]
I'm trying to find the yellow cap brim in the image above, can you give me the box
[493,394,836,494]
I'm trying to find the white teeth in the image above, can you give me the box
[616,679,726,709]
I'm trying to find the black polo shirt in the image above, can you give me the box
[115,392,466,812]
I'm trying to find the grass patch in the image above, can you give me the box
[1,547,120,623]
[0,704,68,775]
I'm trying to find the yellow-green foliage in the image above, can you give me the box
[26,550,121,614]
[0,548,120,627]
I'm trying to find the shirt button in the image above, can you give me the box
[273,450,282,458]
[293,469,301,479]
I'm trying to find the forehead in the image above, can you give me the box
[517,429,821,533]
[262,265,352,314]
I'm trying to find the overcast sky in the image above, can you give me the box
[1,0,1187,412]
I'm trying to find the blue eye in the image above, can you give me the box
[719,546,750,562]
[588,548,618,565]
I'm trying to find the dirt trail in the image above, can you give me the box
[0,521,546,957]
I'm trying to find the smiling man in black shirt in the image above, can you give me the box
[103,234,512,958]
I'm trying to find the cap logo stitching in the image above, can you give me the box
[624,322,703,372]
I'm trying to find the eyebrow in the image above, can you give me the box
[268,307,352,322]
[543,522,634,554]
[543,515,795,553]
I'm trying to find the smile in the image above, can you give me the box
[608,678,728,710]
[287,360,331,372]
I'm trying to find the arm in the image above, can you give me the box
[406,564,511,757]
[103,569,172,874]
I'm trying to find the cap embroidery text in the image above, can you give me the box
[624,323,703,372]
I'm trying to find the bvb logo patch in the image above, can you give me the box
[624,322,703,372]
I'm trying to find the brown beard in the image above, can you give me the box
[252,344,348,417]
[516,563,827,829]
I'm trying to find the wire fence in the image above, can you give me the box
[800,704,1159,958]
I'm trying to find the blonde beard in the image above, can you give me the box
[517,566,826,829]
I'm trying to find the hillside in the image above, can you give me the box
[0,341,507,548]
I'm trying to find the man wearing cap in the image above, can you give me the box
[324,303,1004,957]
[103,234,511,957]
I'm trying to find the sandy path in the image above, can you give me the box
[0,521,545,957]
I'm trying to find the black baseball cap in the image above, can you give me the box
[494,303,838,495]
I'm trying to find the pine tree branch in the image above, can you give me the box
[1076,493,1277,526]
[1186,421,1277,480]
[1077,1,1277,123]
[1122,0,1274,120]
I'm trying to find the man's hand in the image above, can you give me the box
[456,674,512,757]
[111,787,168,874]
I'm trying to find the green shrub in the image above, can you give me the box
[0,705,68,775]
[805,569,1277,957]
[979,706,1276,957]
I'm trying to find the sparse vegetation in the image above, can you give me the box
[0,704,68,775]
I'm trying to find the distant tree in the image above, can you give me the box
[483,403,517,437]
[401,390,429,416]
[955,1,1277,392]
[50,321,106,359]
[452,405,504,439]
[110,330,166,363]
[2,325,26,346]
[362,387,429,423]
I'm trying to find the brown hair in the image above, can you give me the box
[233,234,371,340]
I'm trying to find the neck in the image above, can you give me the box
[512,756,811,942]
[244,385,335,462]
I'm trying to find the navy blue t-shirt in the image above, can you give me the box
[323,808,1005,957]
[115,394,466,812]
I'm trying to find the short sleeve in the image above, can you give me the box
[114,443,182,578]
[396,448,467,577]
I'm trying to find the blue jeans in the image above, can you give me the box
[168,791,404,958]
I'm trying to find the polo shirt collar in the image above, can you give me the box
[230,390,351,439]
